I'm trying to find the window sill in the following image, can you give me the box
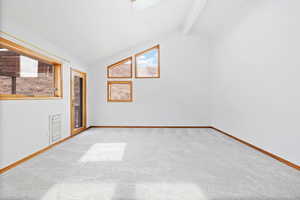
[0,95,63,100]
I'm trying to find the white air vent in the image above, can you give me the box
[49,114,62,144]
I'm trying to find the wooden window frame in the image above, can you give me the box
[135,44,160,79]
[107,81,133,102]
[107,57,133,79]
[0,37,63,100]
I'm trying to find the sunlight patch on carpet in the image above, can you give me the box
[79,143,127,162]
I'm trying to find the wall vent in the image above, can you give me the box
[49,114,62,144]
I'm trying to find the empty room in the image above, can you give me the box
[0,0,300,199]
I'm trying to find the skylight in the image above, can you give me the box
[131,0,161,10]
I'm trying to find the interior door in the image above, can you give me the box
[71,69,87,135]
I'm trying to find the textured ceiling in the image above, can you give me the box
[1,0,193,66]
[1,0,264,66]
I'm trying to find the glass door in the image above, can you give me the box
[71,69,86,135]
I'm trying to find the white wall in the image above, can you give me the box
[0,22,87,168]
[88,33,211,126]
[211,1,300,165]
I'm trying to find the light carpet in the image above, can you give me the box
[0,128,299,200]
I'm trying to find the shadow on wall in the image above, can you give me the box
[197,0,267,40]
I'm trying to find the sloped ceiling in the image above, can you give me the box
[1,0,263,66]
[1,0,193,66]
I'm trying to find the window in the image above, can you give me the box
[107,81,132,102]
[135,45,160,78]
[107,57,132,78]
[105,44,160,102]
[0,37,62,100]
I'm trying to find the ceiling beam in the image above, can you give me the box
[182,0,207,35]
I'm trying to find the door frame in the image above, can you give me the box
[70,68,87,135]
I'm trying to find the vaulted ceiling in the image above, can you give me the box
[1,0,262,66]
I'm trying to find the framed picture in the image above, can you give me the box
[107,57,132,78]
[135,45,160,78]
[107,81,133,102]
